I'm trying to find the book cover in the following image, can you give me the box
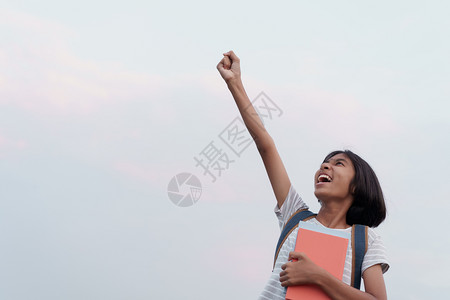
[285,222,350,300]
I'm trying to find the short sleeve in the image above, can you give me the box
[362,229,390,274]
[273,185,309,230]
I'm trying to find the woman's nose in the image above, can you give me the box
[321,162,330,170]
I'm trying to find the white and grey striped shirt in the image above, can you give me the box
[258,185,389,299]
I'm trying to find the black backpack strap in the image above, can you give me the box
[273,209,316,268]
[351,224,368,289]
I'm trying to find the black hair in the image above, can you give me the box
[323,150,386,228]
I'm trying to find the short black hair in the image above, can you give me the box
[323,150,386,227]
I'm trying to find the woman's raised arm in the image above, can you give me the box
[217,51,291,208]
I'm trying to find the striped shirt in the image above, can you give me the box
[258,185,389,299]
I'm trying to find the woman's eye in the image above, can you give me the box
[336,162,344,166]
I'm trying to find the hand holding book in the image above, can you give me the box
[280,252,325,287]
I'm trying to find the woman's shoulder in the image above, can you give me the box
[363,227,390,273]
[366,227,383,244]
[274,184,309,229]
[365,227,388,268]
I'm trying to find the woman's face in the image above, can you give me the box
[314,153,356,203]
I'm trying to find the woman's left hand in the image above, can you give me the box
[279,252,324,287]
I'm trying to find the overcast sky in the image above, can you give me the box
[1,1,449,299]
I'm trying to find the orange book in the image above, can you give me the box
[285,222,349,300]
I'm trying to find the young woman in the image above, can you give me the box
[217,51,389,300]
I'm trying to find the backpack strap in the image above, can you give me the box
[351,224,368,289]
[273,209,317,268]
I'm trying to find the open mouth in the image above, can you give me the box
[317,174,332,183]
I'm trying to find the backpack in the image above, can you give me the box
[273,209,368,290]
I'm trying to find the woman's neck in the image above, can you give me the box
[316,202,351,229]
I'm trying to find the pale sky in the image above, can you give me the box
[1,1,449,299]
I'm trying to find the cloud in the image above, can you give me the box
[113,161,160,184]
[201,240,273,285]
[0,9,165,116]
[248,84,404,151]
[0,131,28,158]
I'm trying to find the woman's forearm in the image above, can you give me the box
[314,270,378,300]
[226,79,272,151]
